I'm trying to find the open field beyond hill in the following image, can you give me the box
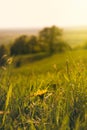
[0,50,87,129]
[0,27,87,48]
[63,27,87,47]
[0,28,39,45]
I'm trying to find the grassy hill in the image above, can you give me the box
[13,50,87,74]
[1,27,87,129]
[0,50,87,129]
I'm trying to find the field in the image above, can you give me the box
[1,27,87,48]
[0,50,87,129]
[0,29,39,45]
[63,27,87,48]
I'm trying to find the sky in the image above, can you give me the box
[0,0,87,29]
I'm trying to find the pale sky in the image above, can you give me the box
[0,0,87,29]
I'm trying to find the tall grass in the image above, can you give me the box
[0,53,87,129]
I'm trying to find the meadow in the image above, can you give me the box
[63,28,87,48]
[0,50,87,130]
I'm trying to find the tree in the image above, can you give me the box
[27,35,41,53]
[39,25,62,54]
[10,26,71,56]
[54,40,71,52]
[10,35,29,55]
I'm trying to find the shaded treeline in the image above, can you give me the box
[0,25,71,66]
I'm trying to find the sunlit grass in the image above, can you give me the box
[0,50,87,129]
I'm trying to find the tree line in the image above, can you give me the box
[0,25,71,66]
[10,25,71,55]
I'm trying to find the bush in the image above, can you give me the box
[10,35,29,55]
[14,58,22,68]
[0,45,8,66]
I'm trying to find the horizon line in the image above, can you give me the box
[0,25,87,30]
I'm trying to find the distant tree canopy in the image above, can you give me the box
[10,35,28,55]
[10,25,71,55]
[39,26,63,53]
[27,35,41,53]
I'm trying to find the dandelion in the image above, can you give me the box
[34,89,47,97]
